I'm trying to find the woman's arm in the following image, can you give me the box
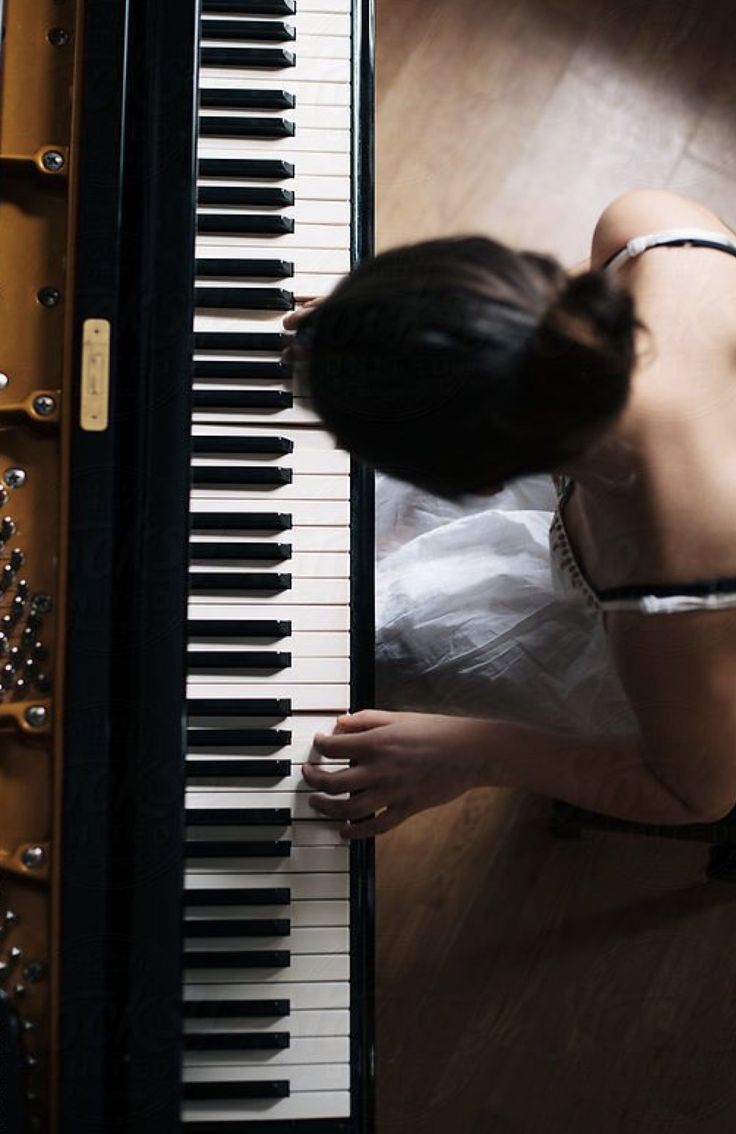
[303,706,728,840]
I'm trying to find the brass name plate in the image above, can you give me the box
[81,318,111,431]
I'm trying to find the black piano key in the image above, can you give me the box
[198,185,295,207]
[194,360,290,381]
[191,467,292,486]
[198,157,294,180]
[200,87,295,111]
[189,572,291,592]
[202,0,296,13]
[199,115,295,139]
[201,46,295,69]
[187,620,291,637]
[187,651,291,668]
[190,514,292,532]
[193,390,293,409]
[192,435,293,455]
[189,544,291,562]
[186,841,291,859]
[187,657,290,671]
[186,759,291,778]
[185,888,290,907]
[187,699,290,717]
[185,918,290,937]
[196,284,293,308]
[198,213,295,237]
[202,18,295,42]
[187,726,291,746]
[183,1032,290,1051]
[186,949,289,970]
[186,808,290,826]
[183,1080,290,1101]
[183,998,290,1018]
[196,257,294,278]
[184,1082,289,1102]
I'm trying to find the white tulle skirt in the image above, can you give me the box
[375,473,641,739]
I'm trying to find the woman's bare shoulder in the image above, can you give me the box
[590,189,736,270]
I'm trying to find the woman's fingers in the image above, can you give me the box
[339,808,405,841]
[334,709,398,733]
[313,728,377,762]
[307,790,385,822]
[282,297,321,331]
[301,762,369,795]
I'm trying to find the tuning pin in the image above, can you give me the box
[9,550,23,571]
[8,646,20,663]
[0,489,7,507]
[15,579,28,599]
[24,613,40,632]
[31,642,47,661]
[1,615,12,631]
[0,634,8,656]
[11,596,25,619]
[14,676,26,694]
[2,663,15,681]
[1,564,14,585]
[0,518,15,541]
[34,674,51,693]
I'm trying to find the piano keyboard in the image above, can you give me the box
[183,0,373,1128]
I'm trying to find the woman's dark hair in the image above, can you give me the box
[292,236,640,496]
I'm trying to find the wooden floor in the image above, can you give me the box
[374,2,736,1131]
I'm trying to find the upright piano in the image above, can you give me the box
[0,0,374,1130]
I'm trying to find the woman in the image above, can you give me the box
[285,188,736,840]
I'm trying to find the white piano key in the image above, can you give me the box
[194,245,349,273]
[186,681,348,709]
[184,769,347,795]
[191,474,349,501]
[200,57,350,85]
[193,423,340,448]
[186,927,349,954]
[189,577,349,604]
[189,498,349,528]
[184,1008,350,1037]
[199,77,350,107]
[187,823,345,848]
[299,0,351,11]
[187,790,346,819]
[197,198,350,226]
[186,846,349,875]
[186,899,349,927]
[189,552,349,578]
[190,528,350,552]
[193,402,322,426]
[199,102,350,132]
[197,220,351,249]
[199,146,349,179]
[187,599,349,627]
[184,871,349,900]
[182,1091,351,1120]
[184,1035,350,1067]
[186,656,350,684]
[187,633,349,661]
[203,35,350,64]
[183,1062,350,1091]
[183,952,350,982]
[184,981,349,1012]
[199,126,349,156]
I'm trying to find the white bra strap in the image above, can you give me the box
[605,227,736,273]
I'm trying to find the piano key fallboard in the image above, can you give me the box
[183,0,374,1129]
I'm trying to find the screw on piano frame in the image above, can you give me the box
[21,846,46,869]
[33,395,56,416]
[0,373,8,390]
[3,469,25,489]
[47,27,71,47]
[22,963,45,984]
[37,287,60,308]
[24,707,48,730]
[41,150,65,173]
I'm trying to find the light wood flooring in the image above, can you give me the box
[374,2,736,1131]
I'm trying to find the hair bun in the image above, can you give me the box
[541,269,637,354]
